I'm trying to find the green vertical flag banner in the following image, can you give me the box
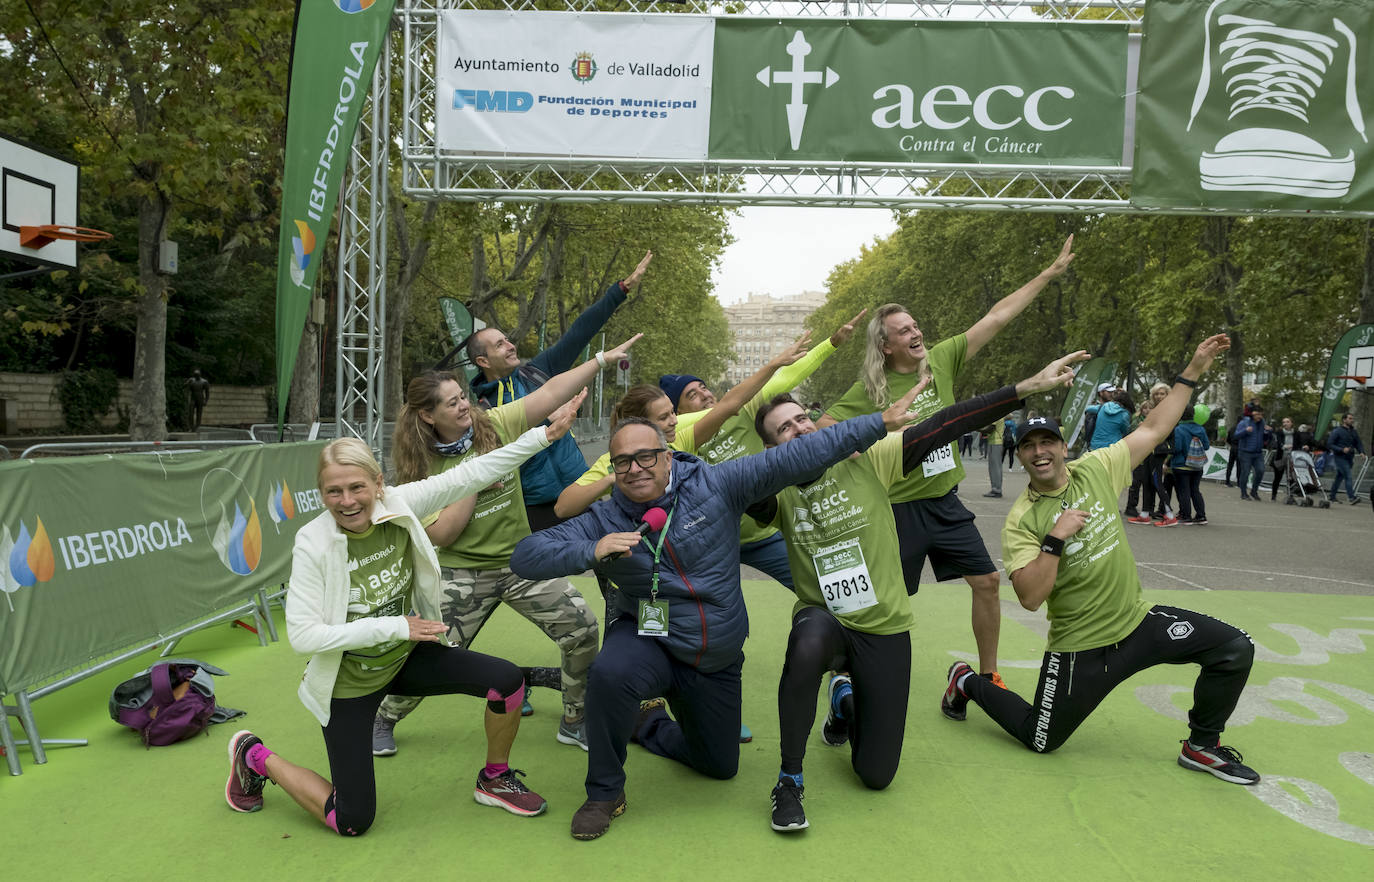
[1315,323,1374,439]
[0,443,327,694]
[1133,0,1374,211]
[1060,358,1116,449]
[708,19,1128,165]
[438,297,482,384]
[275,0,397,428]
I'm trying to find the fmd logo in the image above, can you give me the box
[755,31,840,151]
[453,89,534,113]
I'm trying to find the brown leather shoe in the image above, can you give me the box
[571,792,627,840]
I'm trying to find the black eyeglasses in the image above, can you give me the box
[610,448,667,474]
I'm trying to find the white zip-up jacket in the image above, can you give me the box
[285,427,551,725]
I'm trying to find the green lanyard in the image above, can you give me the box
[638,502,676,603]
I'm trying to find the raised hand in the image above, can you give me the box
[546,388,587,442]
[770,331,812,368]
[1018,350,1091,396]
[624,251,654,290]
[1043,234,1075,279]
[882,375,932,431]
[603,333,644,364]
[1185,333,1231,377]
[829,308,869,347]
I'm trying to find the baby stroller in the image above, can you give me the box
[1283,449,1332,508]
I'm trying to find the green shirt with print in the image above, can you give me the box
[334,522,416,698]
[431,402,530,570]
[766,432,913,635]
[1001,441,1151,652]
[824,335,968,503]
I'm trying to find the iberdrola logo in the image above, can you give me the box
[289,219,316,288]
[267,480,297,532]
[201,469,263,576]
[572,51,597,84]
[335,0,376,13]
[1,517,56,609]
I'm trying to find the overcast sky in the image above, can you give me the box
[711,206,897,306]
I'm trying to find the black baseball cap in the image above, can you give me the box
[1015,416,1065,446]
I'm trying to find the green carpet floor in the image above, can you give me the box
[5,580,1373,880]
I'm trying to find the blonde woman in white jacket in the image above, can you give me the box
[223,390,584,836]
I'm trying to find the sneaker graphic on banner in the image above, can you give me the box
[1187,0,1368,199]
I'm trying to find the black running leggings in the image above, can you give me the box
[963,605,1252,753]
[777,606,911,790]
[320,641,523,836]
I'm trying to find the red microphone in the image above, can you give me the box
[601,506,668,562]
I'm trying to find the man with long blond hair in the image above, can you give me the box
[818,236,1075,688]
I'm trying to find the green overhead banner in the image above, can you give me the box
[1315,323,1374,440]
[274,0,396,429]
[1134,0,1374,211]
[1060,358,1117,449]
[708,19,1129,166]
[0,443,326,694]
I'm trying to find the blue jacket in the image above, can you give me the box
[1171,422,1210,470]
[471,280,628,505]
[509,413,888,672]
[1325,425,1364,463]
[1086,401,1131,450]
[1234,416,1270,454]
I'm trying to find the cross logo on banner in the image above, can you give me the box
[755,31,839,150]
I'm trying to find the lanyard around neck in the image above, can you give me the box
[638,501,676,601]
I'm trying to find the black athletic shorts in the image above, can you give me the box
[890,489,996,595]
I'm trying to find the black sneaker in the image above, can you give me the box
[821,674,851,746]
[941,661,974,721]
[770,780,809,832]
[1177,741,1260,785]
[225,730,268,813]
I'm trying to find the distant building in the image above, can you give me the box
[723,291,827,386]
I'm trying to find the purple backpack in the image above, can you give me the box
[110,662,218,746]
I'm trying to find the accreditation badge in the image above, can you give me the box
[638,599,669,637]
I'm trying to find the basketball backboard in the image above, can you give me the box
[1,134,79,270]
[1344,345,1374,389]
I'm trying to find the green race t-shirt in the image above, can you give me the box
[334,521,415,698]
[769,432,913,635]
[1001,441,1150,652]
[432,402,530,569]
[824,334,968,503]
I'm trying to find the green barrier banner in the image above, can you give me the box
[0,443,326,694]
[709,19,1128,165]
[1134,0,1374,211]
[1060,358,1117,449]
[275,0,397,427]
[1315,323,1374,439]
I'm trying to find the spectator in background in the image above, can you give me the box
[1267,417,1312,502]
[1172,404,1212,525]
[985,419,1005,498]
[1125,401,1153,520]
[185,370,211,432]
[1086,388,1135,451]
[1004,416,1019,470]
[1233,406,1270,501]
[1325,412,1365,504]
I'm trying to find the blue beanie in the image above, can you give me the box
[658,374,705,411]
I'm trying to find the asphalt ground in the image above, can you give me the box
[575,438,1373,598]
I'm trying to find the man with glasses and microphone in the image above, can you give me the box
[510,392,931,841]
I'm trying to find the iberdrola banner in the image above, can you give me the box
[275,0,397,428]
[435,11,1129,166]
[0,443,326,695]
[1315,323,1374,440]
[1134,0,1374,211]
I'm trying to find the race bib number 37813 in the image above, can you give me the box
[812,539,877,617]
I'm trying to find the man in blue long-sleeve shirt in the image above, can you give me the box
[510,385,928,841]
[1325,412,1365,503]
[469,250,653,530]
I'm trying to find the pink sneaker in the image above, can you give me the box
[474,768,547,817]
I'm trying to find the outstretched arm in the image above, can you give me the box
[522,335,641,425]
[965,235,1075,359]
[531,251,653,375]
[689,333,811,445]
[1123,334,1230,468]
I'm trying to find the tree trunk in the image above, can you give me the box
[128,193,169,441]
[1356,220,1374,437]
[287,319,321,424]
[386,196,438,417]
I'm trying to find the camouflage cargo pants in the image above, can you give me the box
[379,566,597,722]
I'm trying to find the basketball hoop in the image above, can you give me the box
[19,224,114,250]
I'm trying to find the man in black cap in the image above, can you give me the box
[941,334,1261,786]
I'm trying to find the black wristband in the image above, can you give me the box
[1174,375,1197,388]
[1040,535,1065,556]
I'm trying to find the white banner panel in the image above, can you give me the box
[436,11,714,160]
